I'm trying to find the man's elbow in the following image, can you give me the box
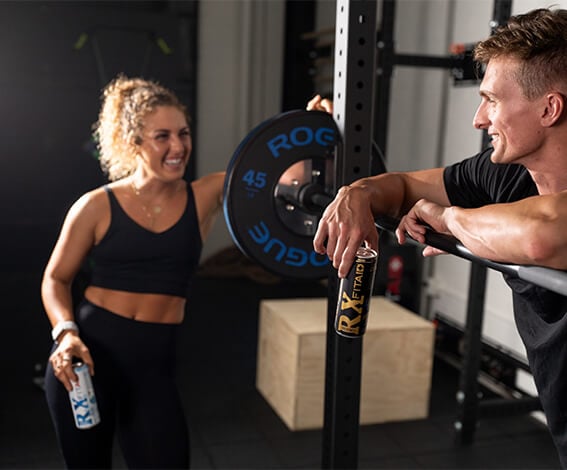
[523,227,567,270]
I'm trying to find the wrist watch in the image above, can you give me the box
[51,321,79,343]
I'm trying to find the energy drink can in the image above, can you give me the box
[334,246,378,338]
[69,362,101,429]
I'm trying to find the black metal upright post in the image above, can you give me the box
[490,0,512,33]
[374,0,396,167]
[454,263,487,445]
[321,1,378,469]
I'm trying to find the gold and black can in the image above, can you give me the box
[334,246,378,338]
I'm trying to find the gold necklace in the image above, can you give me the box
[130,181,163,227]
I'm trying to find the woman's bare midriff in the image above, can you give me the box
[84,286,186,324]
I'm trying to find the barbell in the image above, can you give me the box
[222,110,567,297]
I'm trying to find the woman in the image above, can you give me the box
[42,75,224,468]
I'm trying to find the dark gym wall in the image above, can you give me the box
[0,0,197,270]
[0,0,197,374]
[282,0,316,110]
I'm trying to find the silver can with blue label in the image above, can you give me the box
[69,362,101,429]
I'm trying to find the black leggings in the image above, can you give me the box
[44,300,189,469]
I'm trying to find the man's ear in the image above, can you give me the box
[542,91,565,127]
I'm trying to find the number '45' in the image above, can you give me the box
[242,170,266,189]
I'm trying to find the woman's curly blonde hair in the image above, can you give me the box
[93,75,190,181]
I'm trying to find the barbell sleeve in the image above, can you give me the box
[310,192,334,209]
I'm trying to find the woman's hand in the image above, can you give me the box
[306,94,333,114]
[49,332,94,392]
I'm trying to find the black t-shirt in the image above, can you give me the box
[444,148,567,460]
[444,147,537,205]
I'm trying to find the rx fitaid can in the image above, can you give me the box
[334,246,378,338]
[69,362,101,429]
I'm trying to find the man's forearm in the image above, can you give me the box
[446,193,567,269]
[349,167,449,217]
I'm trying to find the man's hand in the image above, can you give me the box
[396,198,449,257]
[313,185,379,278]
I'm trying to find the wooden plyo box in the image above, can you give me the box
[256,296,435,431]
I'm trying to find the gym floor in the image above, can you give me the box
[0,255,561,469]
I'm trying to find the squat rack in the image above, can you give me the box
[322,0,565,468]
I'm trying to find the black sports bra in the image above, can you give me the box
[88,185,202,297]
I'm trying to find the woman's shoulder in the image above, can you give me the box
[68,183,119,218]
[192,171,226,187]
[191,172,225,199]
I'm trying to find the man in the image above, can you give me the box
[312,8,567,467]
